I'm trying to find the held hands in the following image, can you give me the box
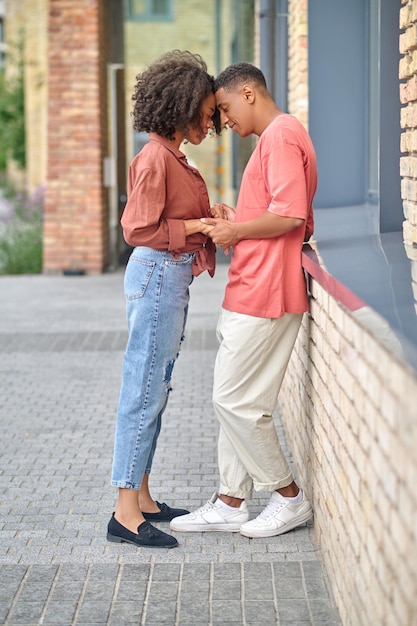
[210,203,235,221]
[198,221,215,236]
[201,204,239,254]
[184,205,237,254]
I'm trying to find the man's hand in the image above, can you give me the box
[200,217,238,252]
[210,203,236,222]
[199,222,215,235]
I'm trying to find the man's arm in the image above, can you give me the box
[201,211,303,248]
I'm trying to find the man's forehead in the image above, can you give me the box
[215,86,234,108]
[214,87,226,100]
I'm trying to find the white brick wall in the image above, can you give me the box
[401,0,417,330]
[281,1,417,622]
[279,274,417,626]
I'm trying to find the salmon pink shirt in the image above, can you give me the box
[223,114,317,318]
[121,133,215,276]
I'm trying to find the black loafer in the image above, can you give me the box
[142,502,190,522]
[107,513,178,548]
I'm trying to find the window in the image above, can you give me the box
[126,0,173,22]
[308,0,401,229]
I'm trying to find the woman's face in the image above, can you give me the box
[185,92,216,145]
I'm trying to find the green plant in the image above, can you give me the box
[0,38,26,169]
[0,186,44,274]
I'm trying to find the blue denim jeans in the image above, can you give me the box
[111,247,194,489]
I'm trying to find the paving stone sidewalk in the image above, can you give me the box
[0,265,341,625]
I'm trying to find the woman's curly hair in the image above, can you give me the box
[132,50,221,140]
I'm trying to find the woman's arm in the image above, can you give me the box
[184,218,214,236]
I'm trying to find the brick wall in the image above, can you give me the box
[43,0,109,274]
[400,0,417,310]
[279,2,417,622]
[279,264,417,625]
[287,0,308,128]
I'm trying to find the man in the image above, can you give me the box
[170,62,317,538]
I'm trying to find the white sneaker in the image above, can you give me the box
[240,490,313,538]
[169,493,249,532]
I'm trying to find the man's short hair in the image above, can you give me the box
[214,63,267,93]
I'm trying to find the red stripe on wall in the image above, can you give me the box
[302,245,366,312]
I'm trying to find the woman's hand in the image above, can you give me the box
[184,218,214,236]
[210,203,235,222]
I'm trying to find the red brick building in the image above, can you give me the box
[44,0,111,274]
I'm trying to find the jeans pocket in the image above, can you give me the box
[124,256,155,300]
[166,253,194,267]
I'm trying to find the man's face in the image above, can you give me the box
[215,86,253,137]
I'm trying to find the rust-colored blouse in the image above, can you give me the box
[121,133,215,277]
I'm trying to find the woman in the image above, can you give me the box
[107,50,220,549]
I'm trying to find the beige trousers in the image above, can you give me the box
[213,308,303,499]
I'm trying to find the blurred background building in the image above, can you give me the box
[3,0,255,272]
[2,1,407,275]
[2,1,417,625]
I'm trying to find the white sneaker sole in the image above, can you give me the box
[170,521,243,533]
[240,509,313,538]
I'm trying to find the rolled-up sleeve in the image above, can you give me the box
[120,135,212,262]
[122,161,186,249]
[122,164,164,246]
